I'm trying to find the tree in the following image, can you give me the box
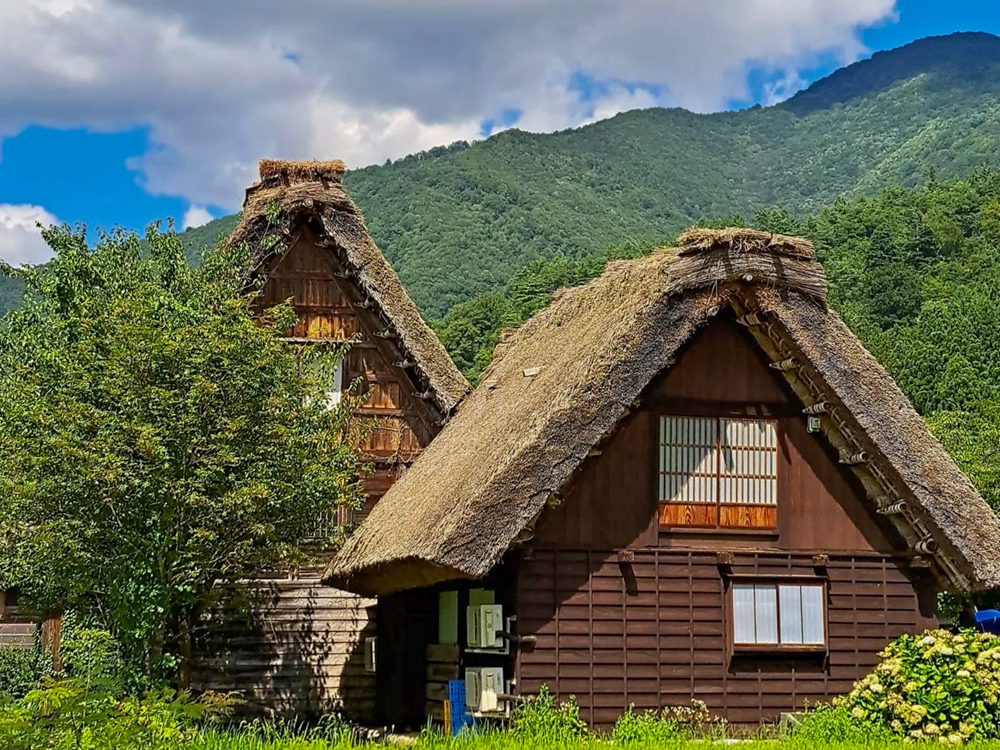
[0,226,365,683]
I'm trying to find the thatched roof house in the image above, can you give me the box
[228,159,468,414]
[326,228,1000,595]
[197,160,468,722]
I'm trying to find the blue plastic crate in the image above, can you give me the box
[447,679,474,736]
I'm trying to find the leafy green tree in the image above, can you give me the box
[0,226,364,682]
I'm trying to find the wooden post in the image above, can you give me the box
[41,611,63,671]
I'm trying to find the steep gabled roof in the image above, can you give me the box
[325,228,1000,595]
[227,159,469,414]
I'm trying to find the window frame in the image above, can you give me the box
[656,413,781,530]
[725,576,829,655]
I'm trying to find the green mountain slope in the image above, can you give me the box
[344,31,1000,317]
[4,32,1000,319]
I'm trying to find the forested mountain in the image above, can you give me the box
[4,32,1000,320]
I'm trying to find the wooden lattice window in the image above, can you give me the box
[658,416,778,529]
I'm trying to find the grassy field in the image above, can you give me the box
[184,729,1000,750]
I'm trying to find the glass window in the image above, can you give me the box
[732,583,825,647]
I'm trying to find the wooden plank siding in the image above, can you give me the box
[0,590,37,650]
[512,312,936,726]
[195,574,377,718]
[194,231,437,721]
[514,549,936,727]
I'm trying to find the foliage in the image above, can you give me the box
[0,225,366,682]
[835,629,1000,742]
[0,676,234,750]
[793,702,893,744]
[0,645,51,699]
[610,705,682,744]
[509,685,588,742]
[610,699,721,743]
[58,613,136,693]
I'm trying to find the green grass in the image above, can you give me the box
[185,729,1000,749]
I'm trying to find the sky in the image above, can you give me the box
[0,0,998,266]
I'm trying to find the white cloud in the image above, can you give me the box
[182,205,213,230]
[0,0,898,210]
[0,204,59,266]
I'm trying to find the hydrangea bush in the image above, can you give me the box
[837,629,1000,743]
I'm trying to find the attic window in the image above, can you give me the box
[658,416,778,529]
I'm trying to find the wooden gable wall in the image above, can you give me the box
[255,230,436,517]
[515,310,936,726]
[532,312,904,554]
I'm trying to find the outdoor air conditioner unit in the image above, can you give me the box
[465,666,504,712]
[466,603,504,650]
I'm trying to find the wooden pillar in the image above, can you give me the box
[41,611,63,671]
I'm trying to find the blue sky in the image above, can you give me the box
[0,0,997,264]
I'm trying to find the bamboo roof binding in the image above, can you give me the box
[227,159,469,414]
[325,228,1000,596]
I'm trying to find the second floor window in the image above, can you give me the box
[658,415,778,529]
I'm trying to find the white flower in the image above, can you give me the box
[940,647,954,657]
[957,670,971,679]
[948,734,963,745]
[919,637,937,647]
[852,706,866,719]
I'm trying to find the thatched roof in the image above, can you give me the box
[325,228,1000,595]
[228,160,468,413]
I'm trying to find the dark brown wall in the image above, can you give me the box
[533,315,901,554]
[519,312,932,725]
[515,549,937,726]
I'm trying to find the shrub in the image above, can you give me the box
[60,627,126,686]
[0,676,236,750]
[510,684,588,741]
[611,699,720,743]
[836,628,1000,743]
[0,646,46,699]
[611,705,681,744]
[793,702,893,744]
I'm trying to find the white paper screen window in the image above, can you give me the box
[659,416,719,503]
[719,418,778,505]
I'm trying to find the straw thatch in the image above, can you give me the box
[677,227,815,259]
[325,228,1000,595]
[228,160,469,413]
